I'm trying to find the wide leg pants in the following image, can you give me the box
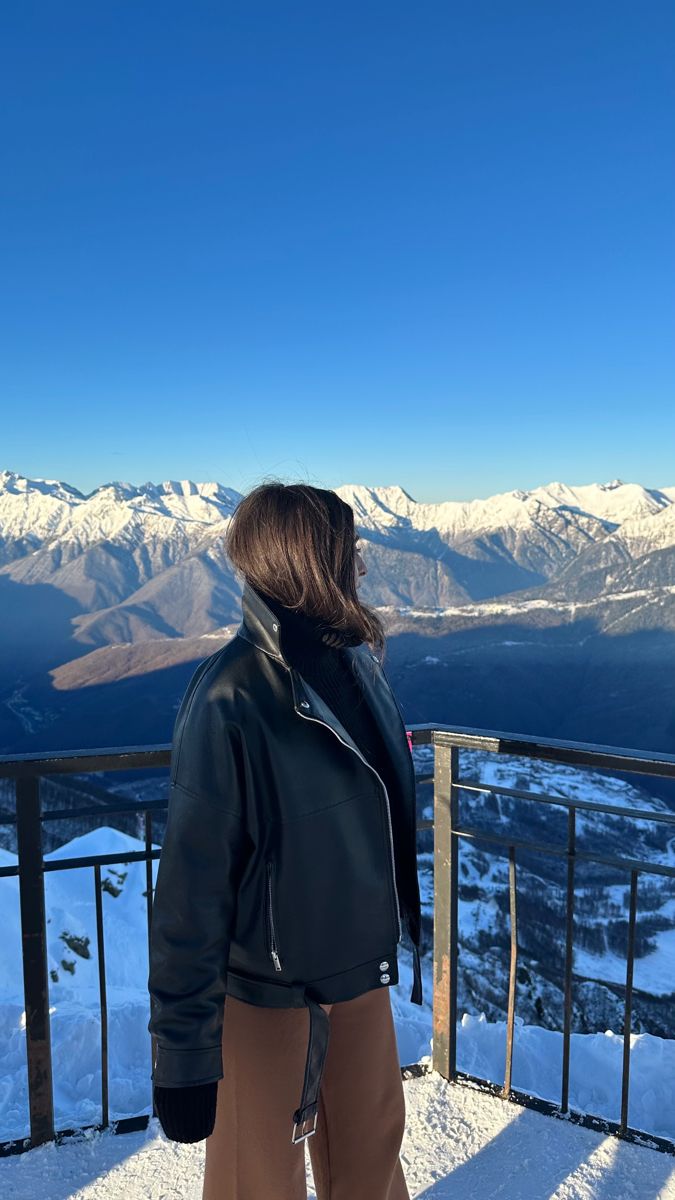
[202,985,410,1200]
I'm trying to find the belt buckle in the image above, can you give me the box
[291,1111,318,1143]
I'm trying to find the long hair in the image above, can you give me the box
[224,480,387,658]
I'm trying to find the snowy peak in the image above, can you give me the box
[529,479,670,525]
[338,478,674,543]
[0,468,85,502]
[84,477,242,510]
[614,496,675,555]
[334,484,418,527]
[0,469,243,556]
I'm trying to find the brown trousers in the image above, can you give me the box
[202,985,410,1200]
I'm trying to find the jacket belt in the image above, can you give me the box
[411,940,423,1005]
[291,991,330,1143]
[290,944,423,1144]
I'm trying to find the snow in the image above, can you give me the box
[453,1013,675,1141]
[0,469,242,578]
[2,1071,675,1199]
[574,930,675,997]
[397,586,675,623]
[4,470,673,572]
[335,478,673,539]
[615,500,675,556]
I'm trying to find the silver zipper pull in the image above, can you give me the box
[271,949,282,971]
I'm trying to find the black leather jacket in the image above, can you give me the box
[148,581,423,1142]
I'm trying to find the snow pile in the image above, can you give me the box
[454,1013,675,1141]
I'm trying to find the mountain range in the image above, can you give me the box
[1,469,675,763]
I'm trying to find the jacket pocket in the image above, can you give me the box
[265,860,283,972]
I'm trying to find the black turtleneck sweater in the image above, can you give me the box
[257,588,398,781]
[154,588,402,1144]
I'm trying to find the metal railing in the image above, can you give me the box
[415,723,675,1156]
[0,745,169,1155]
[1,728,675,1156]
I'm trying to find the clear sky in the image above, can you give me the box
[2,2,674,503]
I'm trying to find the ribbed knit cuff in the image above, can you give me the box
[154,1081,218,1144]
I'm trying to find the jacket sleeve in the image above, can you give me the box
[148,660,253,1088]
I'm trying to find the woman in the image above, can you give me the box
[148,481,423,1200]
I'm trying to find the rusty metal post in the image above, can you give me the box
[432,742,459,1081]
[145,807,158,1117]
[502,846,518,1097]
[620,870,639,1134]
[94,864,109,1127]
[561,808,576,1112]
[16,776,54,1147]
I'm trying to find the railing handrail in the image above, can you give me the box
[3,722,675,777]
[418,722,675,776]
[0,744,171,778]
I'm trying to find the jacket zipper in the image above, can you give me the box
[292,693,403,943]
[266,861,283,971]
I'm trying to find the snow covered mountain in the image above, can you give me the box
[0,472,239,617]
[2,470,673,613]
[1,469,675,756]
[335,479,675,602]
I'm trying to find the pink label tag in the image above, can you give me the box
[406,730,413,754]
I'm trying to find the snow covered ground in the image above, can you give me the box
[2,1069,675,1200]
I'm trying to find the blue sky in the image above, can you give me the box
[2,2,674,502]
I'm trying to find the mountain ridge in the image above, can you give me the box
[2,468,675,758]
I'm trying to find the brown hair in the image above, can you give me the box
[225,479,386,658]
